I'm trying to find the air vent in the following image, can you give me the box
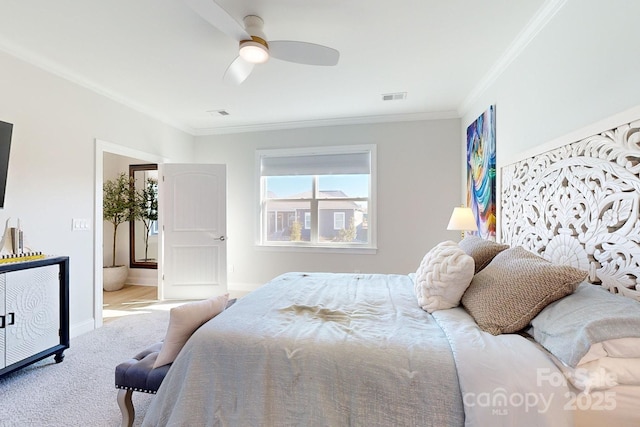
[381,92,407,101]
[207,109,230,116]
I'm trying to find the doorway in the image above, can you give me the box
[94,139,166,328]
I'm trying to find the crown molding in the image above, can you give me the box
[0,36,195,135]
[192,110,460,136]
[457,0,568,116]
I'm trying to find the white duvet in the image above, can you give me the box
[433,308,574,427]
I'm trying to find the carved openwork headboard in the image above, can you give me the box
[501,118,640,301]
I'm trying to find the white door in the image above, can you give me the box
[159,164,227,300]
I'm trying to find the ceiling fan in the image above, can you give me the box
[184,0,340,85]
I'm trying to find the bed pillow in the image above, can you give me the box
[530,282,640,367]
[414,240,475,313]
[461,246,586,335]
[579,337,640,365]
[457,235,509,274]
[154,293,229,368]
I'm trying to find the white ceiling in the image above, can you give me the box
[0,0,554,135]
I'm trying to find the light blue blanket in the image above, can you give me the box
[143,272,464,426]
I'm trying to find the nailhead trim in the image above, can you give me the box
[115,385,158,394]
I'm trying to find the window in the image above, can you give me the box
[257,145,376,250]
[334,212,345,230]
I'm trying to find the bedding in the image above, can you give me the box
[580,337,640,364]
[433,308,573,426]
[144,273,464,426]
[142,272,575,427]
[530,282,640,368]
[528,282,640,394]
[573,385,640,427]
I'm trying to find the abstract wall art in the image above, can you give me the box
[466,105,496,239]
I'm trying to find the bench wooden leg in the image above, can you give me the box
[117,389,135,427]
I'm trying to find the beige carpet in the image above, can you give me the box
[0,305,176,426]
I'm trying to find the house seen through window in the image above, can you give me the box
[258,145,375,249]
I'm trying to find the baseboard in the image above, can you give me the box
[125,269,158,286]
[70,319,96,338]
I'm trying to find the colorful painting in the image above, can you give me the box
[466,105,496,239]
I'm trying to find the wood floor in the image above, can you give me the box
[103,285,158,323]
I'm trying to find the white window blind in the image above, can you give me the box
[261,152,370,176]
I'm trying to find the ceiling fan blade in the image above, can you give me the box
[223,56,254,85]
[184,0,250,41]
[269,41,339,66]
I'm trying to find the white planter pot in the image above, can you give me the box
[103,265,128,292]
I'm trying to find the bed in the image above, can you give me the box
[142,113,640,427]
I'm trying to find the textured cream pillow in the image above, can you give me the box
[458,235,509,274]
[154,293,229,368]
[461,246,586,335]
[415,241,475,313]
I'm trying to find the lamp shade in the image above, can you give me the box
[447,207,478,231]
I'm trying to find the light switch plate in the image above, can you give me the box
[72,218,91,231]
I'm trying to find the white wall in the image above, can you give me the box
[461,0,640,242]
[195,119,462,290]
[0,50,194,336]
[463,0,640,166]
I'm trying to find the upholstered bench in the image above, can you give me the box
[115,342,170,427]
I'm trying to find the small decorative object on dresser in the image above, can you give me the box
[0,256,69,378]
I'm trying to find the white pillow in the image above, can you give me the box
[566,357,640,392]
[414,241,474,313]
[579,337,640,365]
[154,293,229,368]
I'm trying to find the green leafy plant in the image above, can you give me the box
[133,177,158,261]
[103,173,137,268]
[290,220,302,241]
[335,217,357,242]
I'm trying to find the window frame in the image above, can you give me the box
[256,144,377,253]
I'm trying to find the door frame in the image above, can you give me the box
[94,139,167,328]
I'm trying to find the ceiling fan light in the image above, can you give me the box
[239,40,269,64]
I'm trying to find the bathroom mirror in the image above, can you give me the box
[129,164,158,269]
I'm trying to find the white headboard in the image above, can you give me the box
[501,118,640,301]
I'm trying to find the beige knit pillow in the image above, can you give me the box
[461,246,586,335]
[458,235,509,274]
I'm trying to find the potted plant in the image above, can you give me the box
[103,172,137,291]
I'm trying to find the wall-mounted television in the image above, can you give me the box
[0,121,13,208]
